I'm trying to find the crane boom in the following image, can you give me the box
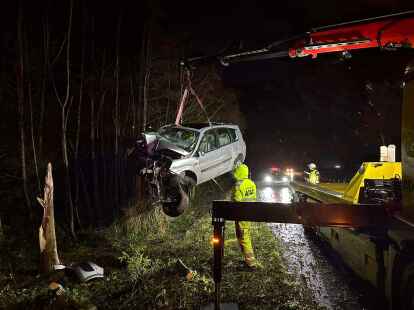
[217,12,414,65]
[289,14,414,58]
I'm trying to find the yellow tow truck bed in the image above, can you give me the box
[317,182,348,194]
[291,162,402,289]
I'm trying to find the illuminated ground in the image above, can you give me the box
[256,180,384,310]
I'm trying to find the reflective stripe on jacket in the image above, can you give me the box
[309,170,320,184]
[232,179,257,202]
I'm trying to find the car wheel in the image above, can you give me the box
[162,176,189,217]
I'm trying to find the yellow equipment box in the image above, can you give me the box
[342,162,402,204]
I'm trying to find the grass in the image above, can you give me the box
[0,175,323,309]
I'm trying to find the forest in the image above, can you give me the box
[0,0,244,237]
[0,2,251,308]
[1,1,413,309]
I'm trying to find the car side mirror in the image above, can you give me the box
[198,150,205,157]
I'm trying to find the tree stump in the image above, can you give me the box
[0,216,3,242]
[37,163,61,273]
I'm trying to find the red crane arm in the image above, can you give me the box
[183,12,414,66]
[289,15,414,58]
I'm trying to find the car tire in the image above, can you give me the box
[162,176,189,217]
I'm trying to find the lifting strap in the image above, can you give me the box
[175,69,211,126]
[175,88,189,125]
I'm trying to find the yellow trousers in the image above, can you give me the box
[235,221,255,263]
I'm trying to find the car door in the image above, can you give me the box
[216,127,235,174]
[197,129,222,183]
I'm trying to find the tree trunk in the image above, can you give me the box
[143,70,149,129]
[28,82,41,192]
[74,6,86,229]
[65,0,75,240]
[62,104,76,239]
[129,75,136,136]
[37,163,61,273]
[138,21,148,131]
[90,96,101,225]
[17,4,33,225]
[99,109,107,221]
[113,13,122,212]
[95,50,107,224]
[165,59,171,124]
[53,0,75,239]
[0,216,4,242]
[22,23,41,193]
[38,14,49,159]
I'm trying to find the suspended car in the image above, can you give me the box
[134,123,246,216]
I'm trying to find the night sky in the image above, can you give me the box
[3,0,414,178]
[161,0,414,177]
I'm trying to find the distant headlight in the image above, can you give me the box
[264,175,272,183]
[282,176,289,182]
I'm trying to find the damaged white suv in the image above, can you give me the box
[135,123,246,216]
[163,123,246,184]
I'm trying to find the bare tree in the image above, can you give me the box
[17,5,33,225]
[73,6,86,229]
[113,13,122,210]
[22,21,41,193]
[90,94,101,224]
[52,0,76,239]
[86,15,102,226]
[0,215,4,242]
[129,75,136,136]
[138,19,151,131]
[37,163,61,273]
[27,82,41,192]
[38,12,50,159]
[96,52,107,224]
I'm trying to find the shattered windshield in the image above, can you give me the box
[158,126,200,152]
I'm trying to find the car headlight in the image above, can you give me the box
[264,175,272,183]
[282,176,289,182]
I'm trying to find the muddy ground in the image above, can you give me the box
[258,181,386,310]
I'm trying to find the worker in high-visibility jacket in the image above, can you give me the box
[232,163,261,268]
[306,163,320,184]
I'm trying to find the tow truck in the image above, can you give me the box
[186,10,414,310]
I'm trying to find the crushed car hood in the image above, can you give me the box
[156,138,190,156]
[140,132,190,157]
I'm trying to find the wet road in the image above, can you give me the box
[256,181,371,310]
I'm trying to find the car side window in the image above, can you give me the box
[198,130,218,153]
[228,128,238,142]
[217,128,231,147]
